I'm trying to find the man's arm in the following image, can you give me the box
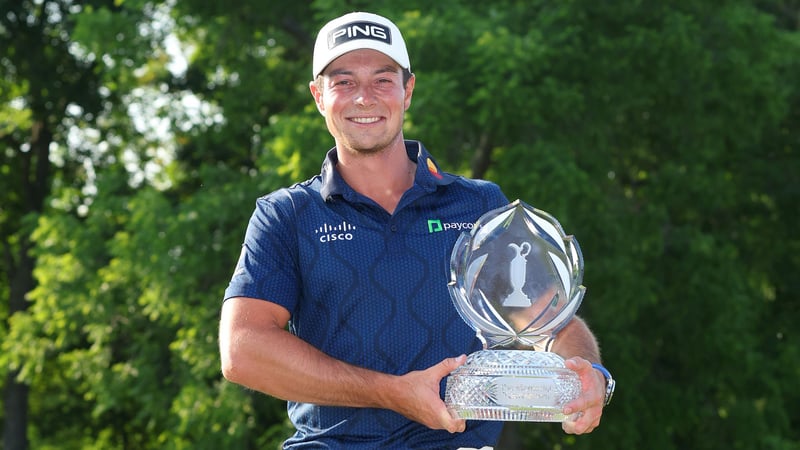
[219,296,466,433]
[551,315,601,362]
[551,316,607,434]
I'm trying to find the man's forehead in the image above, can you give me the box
[323,49,401,75]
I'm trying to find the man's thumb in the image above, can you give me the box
[440,354,467,374]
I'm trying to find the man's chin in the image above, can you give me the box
[340,136,400,156]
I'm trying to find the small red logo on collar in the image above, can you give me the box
[426,158,443,180]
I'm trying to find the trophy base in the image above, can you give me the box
[444,350,582,422]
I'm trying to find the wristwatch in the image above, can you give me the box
[591,363,615,406]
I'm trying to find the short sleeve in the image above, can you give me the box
[223,190,301,313]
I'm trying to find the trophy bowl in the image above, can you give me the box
[444,200,586,422]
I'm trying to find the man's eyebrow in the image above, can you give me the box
[327,68,352,77]
[374,65,399,75]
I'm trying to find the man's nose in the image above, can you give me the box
[354,85,377,107]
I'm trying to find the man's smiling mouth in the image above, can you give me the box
[350,117,381,124]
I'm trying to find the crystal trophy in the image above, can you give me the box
[444,200,586,422]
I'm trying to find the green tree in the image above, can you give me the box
[484,2,800,448]
[3,0,314,447]
[0,0,120,447]
[2,0,798,449]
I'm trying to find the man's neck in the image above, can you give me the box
[335,141,416,214]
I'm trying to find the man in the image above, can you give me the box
[220,11,612,449]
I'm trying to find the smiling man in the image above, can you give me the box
[219,12,609,449]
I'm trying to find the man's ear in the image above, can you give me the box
[403,73,416,111]
[309,80,326,117]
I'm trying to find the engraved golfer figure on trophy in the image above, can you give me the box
[504,242,532,308]
[444,199,586,422]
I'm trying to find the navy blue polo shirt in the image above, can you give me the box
[225,140,508,449]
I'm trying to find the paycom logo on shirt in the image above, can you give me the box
[427,219,474,234]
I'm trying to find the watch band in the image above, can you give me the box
[591,363,615,406]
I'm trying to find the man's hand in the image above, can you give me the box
[561,357,605,434]
[389,355,467,433]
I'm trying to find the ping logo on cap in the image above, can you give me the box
[327,21,391,49]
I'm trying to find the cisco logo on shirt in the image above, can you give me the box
[316,221,357,243]
[427,219,474,234]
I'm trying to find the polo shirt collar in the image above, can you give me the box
[320,140,456,201]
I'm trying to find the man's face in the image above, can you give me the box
[310,49,414,156]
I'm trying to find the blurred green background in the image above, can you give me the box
[2,0,798,448]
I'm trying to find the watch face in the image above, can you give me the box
[605,378,615,406]
[591,363,614,406]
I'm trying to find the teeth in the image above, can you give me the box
[351,117,380,124]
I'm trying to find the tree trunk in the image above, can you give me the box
[3,239,34,450]
[470,133,494,180]
[3,373,30,450]
[2,119,52,450]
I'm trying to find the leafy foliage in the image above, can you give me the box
[1,0,798,449]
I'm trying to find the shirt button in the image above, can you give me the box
[390,225,398,232]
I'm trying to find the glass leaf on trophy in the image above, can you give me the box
[444,200,586,422]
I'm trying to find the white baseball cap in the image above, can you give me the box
[312,12,411,78]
